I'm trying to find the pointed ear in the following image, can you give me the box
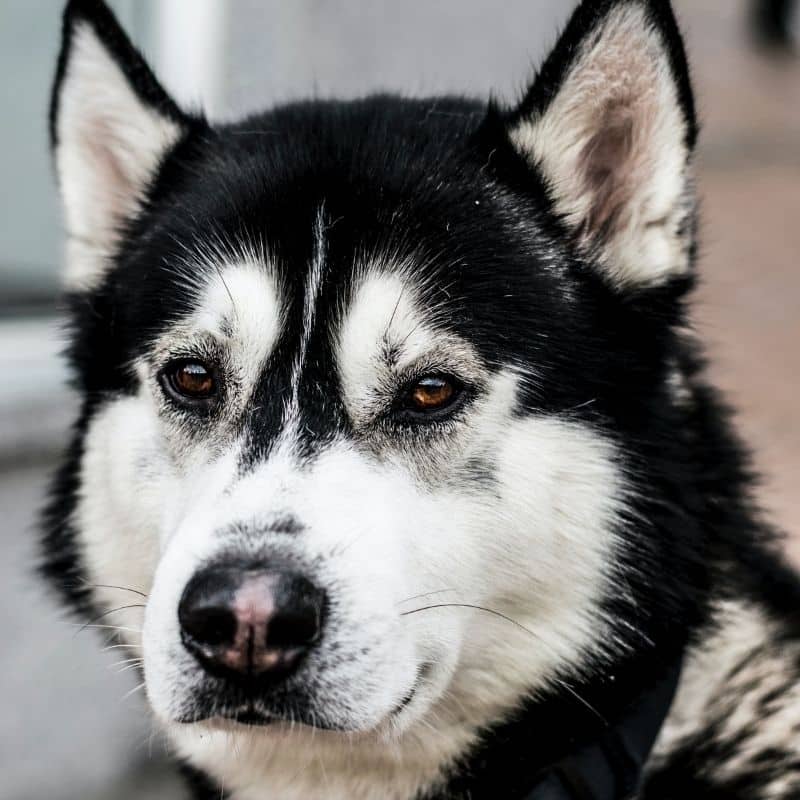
[50,0,192,291]
[506,0,697,290]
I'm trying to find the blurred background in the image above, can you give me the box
[1,1,798,798]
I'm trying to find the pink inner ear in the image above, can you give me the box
[84,117,139,231]
[579,104,636,241]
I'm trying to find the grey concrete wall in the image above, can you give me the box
[0,1,145,296]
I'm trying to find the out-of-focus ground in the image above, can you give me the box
[0,3,796,799]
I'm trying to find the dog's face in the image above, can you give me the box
[48,0,697,779]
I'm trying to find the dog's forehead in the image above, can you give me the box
[108,97,587,418]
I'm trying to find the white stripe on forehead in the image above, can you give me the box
[281,208,328,437]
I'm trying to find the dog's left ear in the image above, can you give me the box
[505,0,697,290]
[50,0,194,291]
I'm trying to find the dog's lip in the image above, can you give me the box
[175,706,276,727]
[392,661,434,716]
[187,704,347,732]
[225,708,274,727]
[392,685,418,715]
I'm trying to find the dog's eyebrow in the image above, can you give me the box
[217,315,235,339]
[182,316,236,344]
[187,260,284,345]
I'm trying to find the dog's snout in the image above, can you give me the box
[178,564,325,680]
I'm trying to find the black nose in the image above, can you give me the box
[178,564,325,681]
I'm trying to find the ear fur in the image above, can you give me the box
[507,0,697,290]
[50,0,192,291]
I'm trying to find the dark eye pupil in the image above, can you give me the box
[410,377,455,410]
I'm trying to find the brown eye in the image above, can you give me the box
[410,377,454,410]
[402,375,464,419]
[160,360,218,405]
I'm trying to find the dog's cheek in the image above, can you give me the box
[432,414,625,721]
[75,394,177,644]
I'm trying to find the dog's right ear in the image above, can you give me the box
[50,0,193,291]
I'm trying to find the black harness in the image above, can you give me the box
[521,660,683,799]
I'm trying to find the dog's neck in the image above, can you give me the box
[434,657,683,799]
[180,654,683,800]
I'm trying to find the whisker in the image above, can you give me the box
[396,589,457,606]
[122,681,147,702]
[115,661,145,675]
[400,602,607,723]
[74,603,146,635]
[400,603,537,637]
[384,286,405,339]
[550,677,606,723]
[72,624,143,635]
[82,582,148,598]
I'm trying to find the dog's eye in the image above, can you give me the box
[160,360,218,406]
[400,375,464,419]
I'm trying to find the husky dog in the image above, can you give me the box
[43,0,800,797]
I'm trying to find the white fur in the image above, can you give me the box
[181,259,283,393]
[654,600,800,792]
[54,23,183,291]
[510,5,692,288]
[282,208,328,444]
[76,395,166,645]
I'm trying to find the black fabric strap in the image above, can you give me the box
[523,659,683,800]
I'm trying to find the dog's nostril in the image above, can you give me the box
[178,564,325,681]
[266,608,321,649]
[179,604,236,647]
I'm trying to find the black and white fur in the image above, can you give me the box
[43,0,800,797]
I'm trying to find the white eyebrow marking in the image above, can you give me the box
[189,259,282,384]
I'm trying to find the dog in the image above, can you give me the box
[42,0,800,797]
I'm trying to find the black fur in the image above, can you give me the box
[42,0,800,798]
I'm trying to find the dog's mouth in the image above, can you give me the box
[223,707,275,727]
[178,697,350,732]
[176,663,435,731]
[391,661,434,716]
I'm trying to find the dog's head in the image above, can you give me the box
[48,0,698,772]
